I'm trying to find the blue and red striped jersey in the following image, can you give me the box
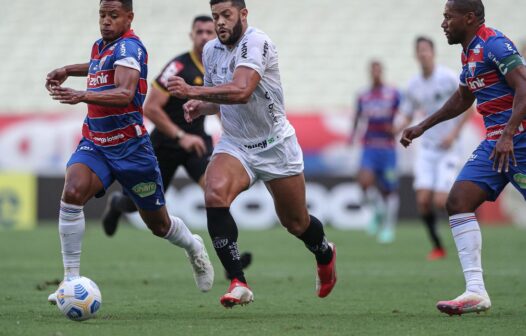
[356,85,400,148]
[460,25,525,140]
[83,30,149,159]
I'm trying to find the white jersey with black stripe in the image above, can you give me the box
[202,27,295,152]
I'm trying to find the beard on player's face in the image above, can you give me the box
[218,16,243,46]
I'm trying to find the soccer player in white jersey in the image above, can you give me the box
[396,37,474,260]
[166,0,337,308]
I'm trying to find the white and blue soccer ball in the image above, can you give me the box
[56,276,102,321]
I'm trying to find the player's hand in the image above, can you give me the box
[489,133,517,173]
[167,76,190,99]
[183,100,205,123]
[50,87,86,105]
[400,125,425,148]
[45,67,68,92]
[179,133,207,157]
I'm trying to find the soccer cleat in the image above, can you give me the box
[185,234,214,292]
[427,248,446,261]
[101,191,124,237]
[220,278,254,308]
[47,291,58,305]
[316,242,337,298]
[377,228,395,244]
[436,291,491,316]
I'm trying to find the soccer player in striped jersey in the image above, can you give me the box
[45,0,214,303]
[401,0,526,315]
[351,60,401,244]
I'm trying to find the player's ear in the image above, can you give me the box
[464,11,476,26]
[127,11,134,25]
[240,8,248,22]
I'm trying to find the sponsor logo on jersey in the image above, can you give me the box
[468,77,486,90]
[241,41,248,59]
[262,41,269,57]
[513,173,526,189]
[132,182,157,198]
[88,73,109,87]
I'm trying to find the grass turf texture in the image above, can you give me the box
[0,223,525,336]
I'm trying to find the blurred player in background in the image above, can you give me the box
[101,14,252,278]
[351,60,401,244]
[167,0,337,308]
[396,37,474,260]
[45,0,214,303]
[401,0,526,315]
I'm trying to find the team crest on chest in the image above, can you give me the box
[468,62,477,77]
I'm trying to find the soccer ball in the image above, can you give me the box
[56,276,102,321]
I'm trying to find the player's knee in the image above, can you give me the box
[62,185,87,205]
[445,193,464,216]
[281,214,309,236]
[204,186,230,207]
[144,218,171,237]
[417,198,432,214]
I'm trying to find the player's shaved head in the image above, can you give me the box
[209,0,246,9]
[100,0,133,12]
[448,0,485,24]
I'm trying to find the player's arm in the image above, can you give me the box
[144,85,207,157]
[400,85,475,147]
[491,65,526,172]
[50,65,139,107]
[349,98,363,145]
[45,63,90,92]
[441,104,476,149]
[167,66,261,105]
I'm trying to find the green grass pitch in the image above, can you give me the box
[0,223,525,335]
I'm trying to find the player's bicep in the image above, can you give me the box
[114,65,140,93]
[232,66,261,96]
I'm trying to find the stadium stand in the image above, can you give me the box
[0,0,524,113]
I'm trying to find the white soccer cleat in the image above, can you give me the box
[220,278,254,308]
[185,234,214,292]
[437,291,491,316]
[47,291,58,305]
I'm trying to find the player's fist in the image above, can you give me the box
[183,100,204,123]
[45,67,68,92]
[400,125,425,148]
[167,76,190,99]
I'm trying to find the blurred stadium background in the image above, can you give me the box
[1,0,526,231]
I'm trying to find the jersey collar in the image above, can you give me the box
[98,29,137,54]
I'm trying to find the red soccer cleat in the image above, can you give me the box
[427,248,446,261]
[316,242,337,298]
[220,278,254,308]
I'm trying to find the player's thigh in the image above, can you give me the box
[112,142,166,213]
[376,149,398,194]
[433,191,449,210]
[205,153,251,207]
[154,145,183,192]
[63,140,113,205]
[265,173,309,234]
[357,169,376,189]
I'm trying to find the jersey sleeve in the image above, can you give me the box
[113,39,144,72]
[485,36,524,76]
[235,33,270,77]
[154,59,184,93]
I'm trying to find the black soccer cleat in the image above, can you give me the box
[101,191,124,237]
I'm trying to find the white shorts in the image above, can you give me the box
[212,134,304,185]
[413,144,462,193]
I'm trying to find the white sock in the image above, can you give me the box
[364,188,385,216]
[383,194,399,230]
[59,201,85,280]
[449,213,486,294]
[164,216,200,254]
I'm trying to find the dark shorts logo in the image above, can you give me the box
[132,182,157,198]
[513,174,526,189]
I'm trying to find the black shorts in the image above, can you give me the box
[153,135,213,191]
